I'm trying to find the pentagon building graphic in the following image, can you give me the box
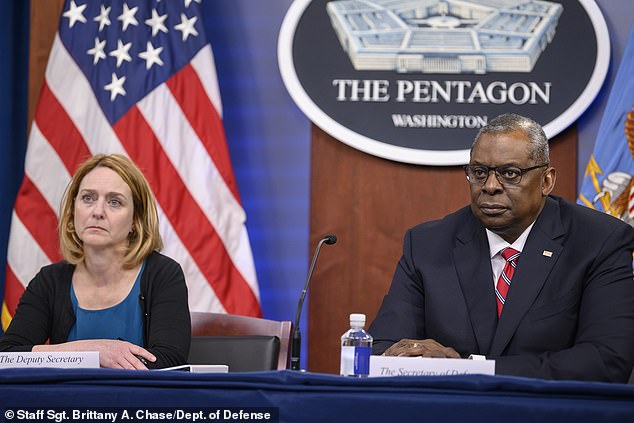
[326,0,563,73]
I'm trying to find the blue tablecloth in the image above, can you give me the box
[0,369,633,422]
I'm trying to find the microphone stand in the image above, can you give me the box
[290,234,336,370]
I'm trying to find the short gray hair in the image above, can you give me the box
[472,113,549,164]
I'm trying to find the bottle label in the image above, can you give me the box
[340,346,371,376]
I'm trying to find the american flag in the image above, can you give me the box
[2,0,262,329]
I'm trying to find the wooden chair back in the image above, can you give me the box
[190,312,292,370]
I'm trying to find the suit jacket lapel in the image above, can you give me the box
[489,197,565,356]
[454,212,498,354]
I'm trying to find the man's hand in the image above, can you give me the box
[383,338,460,358]
[33,339,157,369]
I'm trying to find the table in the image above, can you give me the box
[1,369,633,422]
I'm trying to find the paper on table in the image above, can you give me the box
[158,364,229,373]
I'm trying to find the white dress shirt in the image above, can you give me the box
[485,222,536,289]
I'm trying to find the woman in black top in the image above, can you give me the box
[0,154,190,369]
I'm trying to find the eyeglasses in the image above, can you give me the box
[464,163,549,186]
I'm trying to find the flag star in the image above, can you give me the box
[63,0,87,28]
[104,73,126,101]
[139,41,164,70]
[118,3,139,31]
[109,39,132,68]
[93,5,111,32]
[87,37,106,65]
[184,0,202,7]
[145,9,168,37]
[174,13,199,41]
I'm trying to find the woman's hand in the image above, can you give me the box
[33,340,157,369]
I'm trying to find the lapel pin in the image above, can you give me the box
[542,250,553,257]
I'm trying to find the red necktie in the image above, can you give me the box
[496,247,520,317]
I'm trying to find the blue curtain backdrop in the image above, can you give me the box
[0,1,29,335]
[201,1,311,366]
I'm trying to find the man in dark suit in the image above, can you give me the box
[369,113,634,382]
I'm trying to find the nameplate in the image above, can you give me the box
[369,356,495,377]
[0,352,99,369]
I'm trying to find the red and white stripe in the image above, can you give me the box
[2,34,261,328]
[628,182,634,219]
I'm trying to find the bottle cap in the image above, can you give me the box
[349,313,366,327]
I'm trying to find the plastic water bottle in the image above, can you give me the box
[340,313,373,377]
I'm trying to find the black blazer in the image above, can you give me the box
[369,196,634,382]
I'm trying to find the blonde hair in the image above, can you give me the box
[59,154,163,268]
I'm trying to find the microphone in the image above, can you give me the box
[290,234,337,370]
